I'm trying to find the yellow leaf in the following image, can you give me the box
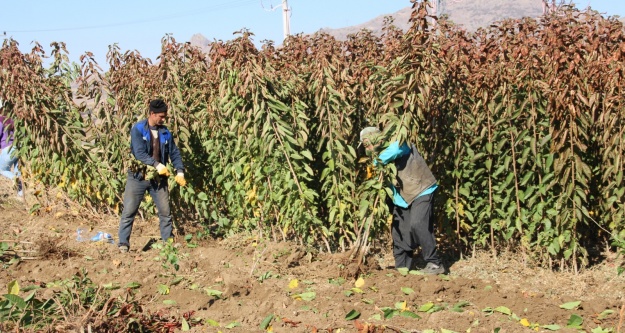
[289,279,298,289]
[8,280,20,295]
[520,318,530,327]
[267,325,273,332]
[355,277,365,288]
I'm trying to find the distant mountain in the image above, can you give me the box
[189,0,623,49]
[318,0,623,40]
[320,0,543,39]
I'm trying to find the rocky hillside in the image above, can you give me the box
[190,1,623,49]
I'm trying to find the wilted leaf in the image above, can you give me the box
[519,318,530,327]
[163,299,176,305]
[354,277,365,288]
[289,279,298,289]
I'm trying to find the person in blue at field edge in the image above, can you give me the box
[118,99,186,253]
[360,126,445,275]
[0,114,24,198]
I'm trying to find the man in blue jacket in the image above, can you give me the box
[118,99,186,253]
[360,126,445,274]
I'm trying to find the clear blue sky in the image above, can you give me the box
[1,0,623,70]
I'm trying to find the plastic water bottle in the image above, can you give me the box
[90,231,114,243]
[76,228,86,242]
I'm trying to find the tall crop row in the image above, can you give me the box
[1,1,623,270]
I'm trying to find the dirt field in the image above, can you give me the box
[1,182,624,333]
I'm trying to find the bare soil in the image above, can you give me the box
[1,181,624,333]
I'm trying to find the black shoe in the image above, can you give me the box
[419,262,445,275]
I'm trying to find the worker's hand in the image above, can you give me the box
[175,173,186,187]
[156,163,170,177]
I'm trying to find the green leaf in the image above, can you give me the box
[102,282,120,290]
[345,309,361,320]
[205,289,223,298]
[382,307,398,319]
[541,324,561,331]
[350,288,364,294]
[566,314,583,328]
[225,321,241,329]
[198,192,208,201]
[451,301,470,312]
[419,302,434,312]
[157,284,170,295]
[401,287,414,295]
[181,317,190,331]
[559,301,581,310]
[494,306,511,315]
[260,314,274,330]
[3,294,26,309]
[125,282,141,289]
[205,319,220,327]
[400,311,420,319]
[163,299,177,305]
[369,314,382,321]
[301,150,313,161]
[597,309,614,320]
[169,276,184,286]
[293,292,316,301]
[397,267,409,276]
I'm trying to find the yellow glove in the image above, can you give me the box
[156,163,170,177]
[175,173,186,187]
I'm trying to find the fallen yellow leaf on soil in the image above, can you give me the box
[354,277,365,288]
[289,279,298,289]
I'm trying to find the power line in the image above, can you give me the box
[3,0,258,34]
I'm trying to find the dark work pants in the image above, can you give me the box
[391,193,441,269]
[118,172,172,247]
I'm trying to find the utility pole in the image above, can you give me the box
[281,0,291,42]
